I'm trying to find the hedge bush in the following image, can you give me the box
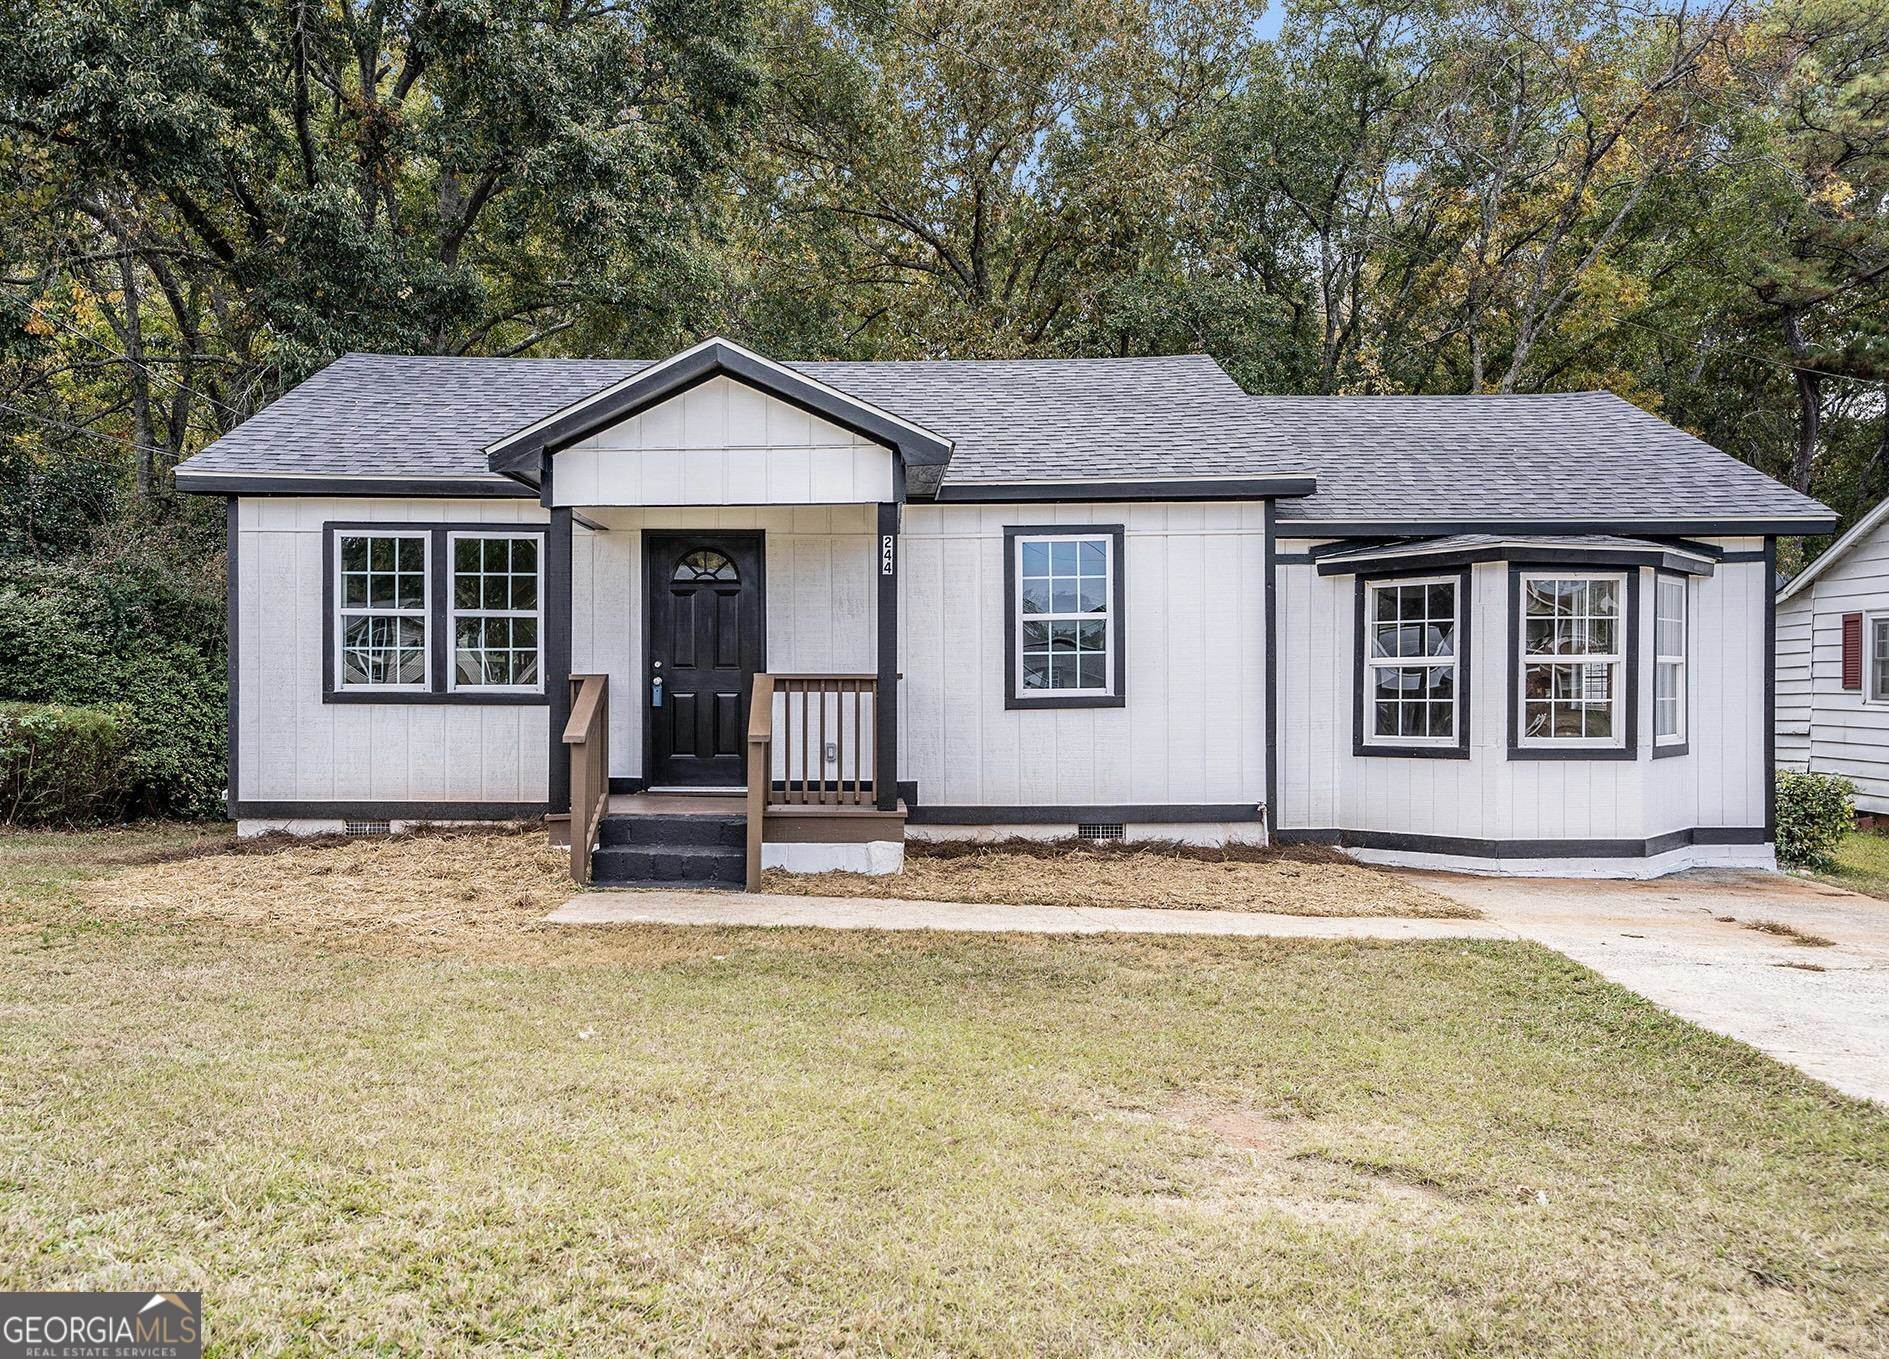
[0,558,226,819]
[1774,769,1856,870]
[0,701,131,825]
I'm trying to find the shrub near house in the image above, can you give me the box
[1774,769,1856,869]
[0,559,225,820]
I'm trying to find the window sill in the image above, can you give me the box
[324,689,549,706]
[1651,741,1690,760]
[1352,741,1471,760]
[1507,743,1638,761]
[1005,692,1125,710]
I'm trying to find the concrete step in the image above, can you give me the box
[591,843,744,888]
[598,814,744,849]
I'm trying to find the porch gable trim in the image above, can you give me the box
[485,337,954,482]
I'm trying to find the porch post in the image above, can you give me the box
[875,500,900,811]
[546,504,573,815]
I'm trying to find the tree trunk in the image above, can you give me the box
[114,251,157,499]
[1783,307,1820,494]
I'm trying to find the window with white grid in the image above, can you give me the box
[335,532,429,691]
[1014,534,1114,697]
[1363,577,1459,744]
[1518,573,1624,745]
[1655,575,1686,744]
[448,533,542,690]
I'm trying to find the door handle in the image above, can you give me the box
[650,676,664,707]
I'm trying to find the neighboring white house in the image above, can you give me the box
[1776,496,1889,812]
[175,337,1834,882]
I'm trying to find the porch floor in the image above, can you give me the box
[607,791,746,817]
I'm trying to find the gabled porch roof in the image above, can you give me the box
[485,337,956,494]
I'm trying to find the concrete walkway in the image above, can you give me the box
[549,891,1507,940]
[548,870,1889,1104]
[1406,869,1889,1105]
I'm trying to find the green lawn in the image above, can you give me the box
[1814,829,1889,901]
[2,830,1886,1357]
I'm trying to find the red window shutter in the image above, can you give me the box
[1843,613,1864,690]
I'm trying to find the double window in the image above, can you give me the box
[1360,575,1465,752]
[328,524,546,703]
[1005,526,1125,708]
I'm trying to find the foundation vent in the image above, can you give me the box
[1077,822,1125,842]
[345,820,392,838]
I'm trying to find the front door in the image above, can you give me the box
[644,531,765,787]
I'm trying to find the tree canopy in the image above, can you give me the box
[3,0,1886,562]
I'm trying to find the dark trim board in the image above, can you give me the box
[224,496,240,816]
[1001,523,1128,710]
[877,502,901,811]
[936,477,1314,503]
[1318,543,1713,577]
[1263,500,1279,838]
[1764,537,1778,841]
[1274,826,1769,858]
[179,475,533,498]
[1281,517,1837,538]
[1351,566,1473,759]
[232,801,549,821]
[546,509,573,812]
[321,520,551,706]
[908,803,1263,825]
[1506,563,1640,761]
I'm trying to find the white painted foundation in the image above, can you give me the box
[1342,843,1777,880]
[763,841,905,874]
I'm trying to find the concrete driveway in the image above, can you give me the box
[1404,868,1889,1105]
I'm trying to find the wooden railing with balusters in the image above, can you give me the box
[563,673,610,884]
[745,672,878,889]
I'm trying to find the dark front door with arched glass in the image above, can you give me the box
[644,532,766,787]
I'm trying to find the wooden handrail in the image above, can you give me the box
[745,674,775,890]
[563,674,609,885]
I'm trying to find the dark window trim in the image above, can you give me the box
[322,521,550,706]
[1352,567,1473,759]
[1002,523,1127,710]
[1506,563,1640,761]
[1651,568,1690,758]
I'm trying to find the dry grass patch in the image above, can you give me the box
[765,838,1475,918]
[1743,918,1837,947]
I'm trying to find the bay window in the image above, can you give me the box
[1654,574,1687,747]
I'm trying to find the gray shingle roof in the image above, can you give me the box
[1258,392,1828,526]
[175,351,1832,528]
[175,350,1304,487]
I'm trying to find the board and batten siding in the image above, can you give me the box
[233,496,553,807]
[1275,538,1768,844]
[1775,520,1889,811]
[896,502,1268,811]
[236,499,879,807]
[550,375,895,507]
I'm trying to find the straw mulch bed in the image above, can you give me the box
[763,840,1476,918]
[81,825,584,958]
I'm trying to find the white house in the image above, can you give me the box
[174,338,1833,883]
[1776,496,1889,812]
